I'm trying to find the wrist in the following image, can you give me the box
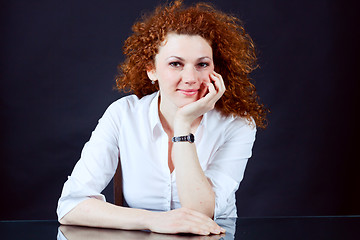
[173,118,192,136]
[142,210,161,231]
[173,124,191,136]
[172,133,195,143]
[143,211,167,232]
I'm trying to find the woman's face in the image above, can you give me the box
[147,33,214,111]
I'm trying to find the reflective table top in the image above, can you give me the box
[1,216,359,240]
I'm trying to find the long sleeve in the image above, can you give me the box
[204,117,256,219]
[57,102,121,221]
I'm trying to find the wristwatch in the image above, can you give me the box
[172,133,195,143]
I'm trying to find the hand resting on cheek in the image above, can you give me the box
[175,71,226,125]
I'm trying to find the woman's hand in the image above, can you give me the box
[146,207,225,235]
[175,71,225,127]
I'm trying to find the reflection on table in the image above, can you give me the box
[1,216,360,240]
[57,218,236,240]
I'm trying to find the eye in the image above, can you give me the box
[197,62,209,68]
[169,62,182,68]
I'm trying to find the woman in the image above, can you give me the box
[57,0,267,236]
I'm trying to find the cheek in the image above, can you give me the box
[158,71,180,89]
[200,68,214,83]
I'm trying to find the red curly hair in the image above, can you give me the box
[115,0,268,128]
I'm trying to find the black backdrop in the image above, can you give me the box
[1,0,359,220]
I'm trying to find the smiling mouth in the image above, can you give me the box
[178,89,199,96]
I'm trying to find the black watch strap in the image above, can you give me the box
[172,133,195,143]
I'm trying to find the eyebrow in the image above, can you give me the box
[167,56,213,61]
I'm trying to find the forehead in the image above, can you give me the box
[156,33,213,59]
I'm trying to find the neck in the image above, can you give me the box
[158,95,202,136]
[158,97,176,135]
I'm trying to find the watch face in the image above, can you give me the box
[189,134,195,143]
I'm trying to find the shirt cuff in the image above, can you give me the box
[57,176,106,221]
[205,170,239,220]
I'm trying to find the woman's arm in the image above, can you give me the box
[173,71,226,218]
[59,199,149,230]
[59,198,224,235]
[172,124,215,218]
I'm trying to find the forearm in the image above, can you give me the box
[59,198,152,230]
[172,123,215,218]
[60,198,223,235]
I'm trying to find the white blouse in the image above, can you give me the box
[57,91,256,220]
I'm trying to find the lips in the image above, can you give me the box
[177,89,199,96]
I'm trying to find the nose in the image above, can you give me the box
[182,66,197,85]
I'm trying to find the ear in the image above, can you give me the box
[146,68,157,81]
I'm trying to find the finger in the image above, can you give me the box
[182,209,224,234]
[194,83,217,110]
[202,82,221,108]
[194,82,216,105]
[174,219,212,236]
[184,217,220,235]
[210,72,225,94]
[212,71,224,86]
[205,81,217,96]
[208,76,223,100]
[213,72,226,95]
[180,217,224,235]
[198,82,209,98]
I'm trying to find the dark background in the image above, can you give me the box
[1,0,359,220]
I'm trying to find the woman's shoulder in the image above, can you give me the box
[206,109,256,130]
[205,110,256,141]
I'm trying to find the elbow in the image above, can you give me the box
[197,203,215,219]
[205,191,216,219]
[59,213,73,226]
[59,216,70,225]
[203,208,214,219]
[181,199,214,218]
[206,201,215,219]
[192,197,216,219]
[59,217,67,225]
[200,191,216,218]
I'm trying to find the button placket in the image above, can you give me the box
[159,131,172,209]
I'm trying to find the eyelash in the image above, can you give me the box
[169,62,182,67]
[169,62,210,68]
[197,62,209,68]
